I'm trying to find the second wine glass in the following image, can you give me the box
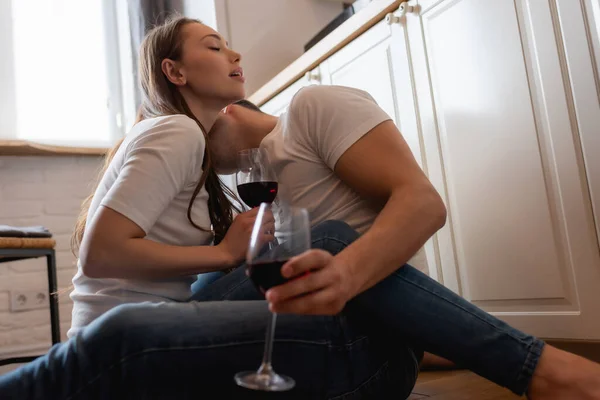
[236,148,278,209]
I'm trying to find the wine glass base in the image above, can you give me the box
[235,371,295,392]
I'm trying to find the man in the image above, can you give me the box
[208,85,600,399]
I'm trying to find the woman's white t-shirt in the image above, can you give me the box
[68,114,213,338]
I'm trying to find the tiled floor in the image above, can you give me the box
[409,370,523,399]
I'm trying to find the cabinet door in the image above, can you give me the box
[319,20,399,125]
[390,0,600,339]
[260,73,315,116]
[564,0,600,249]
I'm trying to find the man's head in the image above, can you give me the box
[209,100,277,174]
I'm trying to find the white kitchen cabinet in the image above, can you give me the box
[319,20,399,123]
[260,73,315,116]
[561,0,600,251]
[386,0,600,339]
[257,0,600,339]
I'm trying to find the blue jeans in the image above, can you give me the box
[0,222,420,400]
[0,220,544,398]
[193,220,544,395]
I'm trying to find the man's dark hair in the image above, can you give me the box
[234,99,263,113]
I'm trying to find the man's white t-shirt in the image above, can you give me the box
[68,114,213,338]
[261,85,428,272]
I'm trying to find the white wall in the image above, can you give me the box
[0,156,102,356]
[0,0,16,140]
[183,0,217,29]
[215,0,343,94]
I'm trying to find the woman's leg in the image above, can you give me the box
[190,271,226,294]
[0,300,418,400]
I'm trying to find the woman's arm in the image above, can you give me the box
[78,116,261,280]
[80,206,259,280]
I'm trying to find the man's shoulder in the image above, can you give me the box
[289,85,372,110]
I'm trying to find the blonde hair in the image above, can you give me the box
[71,16,238,254]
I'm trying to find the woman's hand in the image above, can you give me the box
[265,249,356,315]
[217,208,275,266]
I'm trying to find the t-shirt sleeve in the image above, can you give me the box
[101,115,205,234]
[288,85,392,170]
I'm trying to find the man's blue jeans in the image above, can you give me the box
[194,220,544,395]
[0,221,421,400]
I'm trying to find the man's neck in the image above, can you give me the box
[247,114,279,148]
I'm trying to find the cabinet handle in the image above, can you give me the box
[386,2,415,25]
[305,71,321,83]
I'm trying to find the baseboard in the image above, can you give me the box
[0,343,51,360]
[545,339,600,363]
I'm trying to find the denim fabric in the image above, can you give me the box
[0,221,419,400]
[194,220,544,395]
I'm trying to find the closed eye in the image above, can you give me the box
[209,47,221,51]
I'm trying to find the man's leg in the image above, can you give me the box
[0,300,418,400]
[306,220,600,398]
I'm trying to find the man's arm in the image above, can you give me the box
[267,120,446,314]
[331,119,447,294]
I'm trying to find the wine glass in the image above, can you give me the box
[236,148,278,210]
[234,202,310,392]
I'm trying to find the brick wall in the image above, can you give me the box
[0,156,102,356]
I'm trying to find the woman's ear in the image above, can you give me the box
[161,59,186,86]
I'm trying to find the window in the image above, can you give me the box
[7,0,134,147]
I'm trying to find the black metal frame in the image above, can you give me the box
[0,248,60,366]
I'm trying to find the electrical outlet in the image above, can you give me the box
[10,290,49,312]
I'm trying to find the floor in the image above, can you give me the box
[0,363,21,376]
[409,370,523,399]
[1,363,521,399]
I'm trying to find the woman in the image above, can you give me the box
[0,17,416,399]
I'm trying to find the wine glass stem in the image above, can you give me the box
[257,312,277,374]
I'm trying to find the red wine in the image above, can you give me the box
[237,181,278,208]
[248,260,289,291]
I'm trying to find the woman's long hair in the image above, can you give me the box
[71,17,238,254]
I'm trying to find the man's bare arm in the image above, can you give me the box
[332,120,447,295]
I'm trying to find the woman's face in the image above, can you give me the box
[177,23,245,104]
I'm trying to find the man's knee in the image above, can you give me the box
[312,220,359,240]
[311,220,359,254]
[82,303,156,343]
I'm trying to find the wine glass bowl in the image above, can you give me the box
[236,149,278,209]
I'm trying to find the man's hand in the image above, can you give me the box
[265,249,355,315]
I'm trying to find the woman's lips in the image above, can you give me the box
[230,74,246,83]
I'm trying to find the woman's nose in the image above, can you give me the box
[229,49,241,63]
